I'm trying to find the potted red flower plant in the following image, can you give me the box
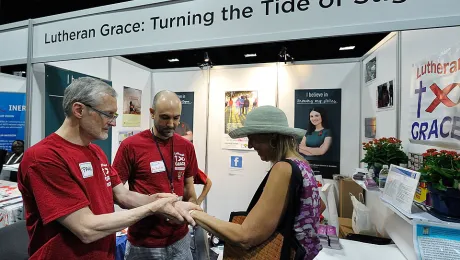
[419,149,460,218]
[361,137,408,179]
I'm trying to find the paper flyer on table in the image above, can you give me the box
[413,220,460,260]
[381,165,420,215]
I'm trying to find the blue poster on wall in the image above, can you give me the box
[0,92,26,151]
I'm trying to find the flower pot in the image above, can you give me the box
[428,185,460,218]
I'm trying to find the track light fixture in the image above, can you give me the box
[198,51,213,69]
[278,46,294,64]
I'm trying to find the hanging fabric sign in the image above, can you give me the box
[409,43,460,149]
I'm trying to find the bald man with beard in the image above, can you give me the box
[113,90,200,260]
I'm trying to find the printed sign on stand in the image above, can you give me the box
[381,165,421,215]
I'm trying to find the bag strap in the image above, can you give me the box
[279,159,304,260]
[246,168,270,212]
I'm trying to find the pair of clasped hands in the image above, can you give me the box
[148,193,202,226]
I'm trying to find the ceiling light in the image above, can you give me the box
[244,53,257,58]
[339,46,355,51]
[168,58,179,62]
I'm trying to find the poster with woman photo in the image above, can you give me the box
[294,89,342,179]
[175,92,194,142]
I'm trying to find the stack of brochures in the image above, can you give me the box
[317,224,342,250]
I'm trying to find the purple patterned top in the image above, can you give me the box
[290,158,322,260]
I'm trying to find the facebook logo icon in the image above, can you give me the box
[230,156,243,169]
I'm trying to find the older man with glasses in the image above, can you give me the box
[17,77,200,260]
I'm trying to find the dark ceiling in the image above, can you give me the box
[0,0,389,72]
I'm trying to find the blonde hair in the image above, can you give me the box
[271,134,304,163]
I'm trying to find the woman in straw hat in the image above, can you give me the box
[190,106,325,260]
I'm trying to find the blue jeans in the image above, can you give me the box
[124,234,193,260]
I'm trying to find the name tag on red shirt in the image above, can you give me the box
[79,162,93,178]
[150,161,166,173]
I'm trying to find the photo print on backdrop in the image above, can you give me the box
[174,92,194,142]
[294,89,342,179]
[365,57,377,84]
[122,86,142,127]
[118,130,141,145]
[364,117,377,139]
[222,90,258,150]
[376,80,395,111]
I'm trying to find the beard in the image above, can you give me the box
[81,119,109,141]
[155,124,175,139]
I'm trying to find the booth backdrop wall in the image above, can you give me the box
[206,64,277,221]
[361,36,398,141]
[278,62,361,178]
[359,36,398,238]
[31,58,110,146]
[111,58,152,162]
[401,26,460,154]
[0,28,28,65]
[151,69,208,203]
[0,73,26,93]
[49,58,109,80]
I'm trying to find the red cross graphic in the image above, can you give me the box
[425,83,460,113]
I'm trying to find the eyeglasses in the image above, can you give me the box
[82,103,118,123]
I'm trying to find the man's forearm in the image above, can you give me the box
[184,178,198,204]
[60,204,154,244]
[87,204,154,242]
[197,180,212,205]
[186,194,197,204]
[116,190,155,209]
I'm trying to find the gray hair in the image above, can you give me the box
[63,77,117,117]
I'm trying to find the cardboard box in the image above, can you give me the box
[339,179,363,218]
[338,217,353,238]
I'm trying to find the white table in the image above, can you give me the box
[316,239,406,260]
[214,239,406,260]
[0,180,23,228]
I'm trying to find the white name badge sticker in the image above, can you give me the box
[79,162,93,178]
[150,161,166,174]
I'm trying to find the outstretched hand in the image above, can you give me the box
[147,197,184,223]
[173,201,203,226]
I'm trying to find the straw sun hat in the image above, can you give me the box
[228,106,306,139]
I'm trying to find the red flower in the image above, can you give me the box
[427,149,437,153]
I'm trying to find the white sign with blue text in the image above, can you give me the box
[229,155,243,174]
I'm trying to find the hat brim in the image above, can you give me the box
[228,125,306,139]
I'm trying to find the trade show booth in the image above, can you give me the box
[1,0,460,259]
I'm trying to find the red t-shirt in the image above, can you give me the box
[17,133,122,260]
[112,130,198,248]
[194,169,208,185]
